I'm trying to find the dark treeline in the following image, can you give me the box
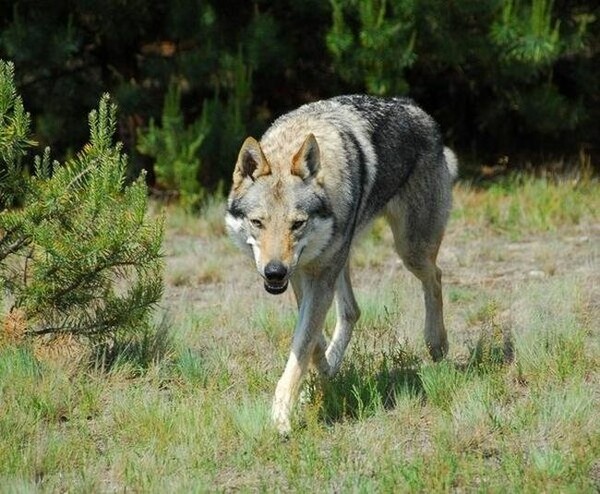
[1,0,598,192]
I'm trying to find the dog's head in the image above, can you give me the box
[225,134,334,295]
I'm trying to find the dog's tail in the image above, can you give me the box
[443,147,459,181]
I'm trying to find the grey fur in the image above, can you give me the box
[226,95,456,433]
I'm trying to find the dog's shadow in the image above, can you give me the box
[305,329,514,425]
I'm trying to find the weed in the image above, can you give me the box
[174,348,208,386]
[419,361,467,411]
[91,319,172,376]
[306,337,423,423]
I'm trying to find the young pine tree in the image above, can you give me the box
[0,60,163,344]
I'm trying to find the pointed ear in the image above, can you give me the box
[292,134,321,180]
[233,137,270,188]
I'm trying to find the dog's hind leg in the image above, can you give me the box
[385,201,449,361]
[404,249,448,361]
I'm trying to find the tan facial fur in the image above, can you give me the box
[226,134,334,287]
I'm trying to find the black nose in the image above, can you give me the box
[264,261,287,282]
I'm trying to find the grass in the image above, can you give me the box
[452,172,599,238]
[1,175,599,491]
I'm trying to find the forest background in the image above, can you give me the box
[1,0,598,207]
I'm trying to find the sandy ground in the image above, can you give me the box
[161,208,599,354]
[141,205,600,488]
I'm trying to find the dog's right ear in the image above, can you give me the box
[233,137,270,188]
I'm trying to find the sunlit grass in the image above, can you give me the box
[1,175,599,491]
[453,173,599,237]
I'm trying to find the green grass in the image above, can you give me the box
[1,176,599,491]
[452,173,599,238]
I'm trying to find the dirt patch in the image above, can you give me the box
[442,224,599,289]
[161,208,599,355]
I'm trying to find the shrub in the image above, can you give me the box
[137,52,253,210]
[0,60,163,344]
[136,82,209,211]
[326,0,596,156]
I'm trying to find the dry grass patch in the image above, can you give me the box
[1,175,599,491]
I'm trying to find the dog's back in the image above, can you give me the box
[259,95,453,241]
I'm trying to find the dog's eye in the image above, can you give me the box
[249,219,263,229]
[291,220,306,231]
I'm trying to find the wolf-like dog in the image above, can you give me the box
[225,95,457,434]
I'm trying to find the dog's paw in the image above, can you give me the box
[273,416,292,436]
[428,339,449,362]
[272,403,292,436]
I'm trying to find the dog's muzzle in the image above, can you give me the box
[263,261,289,295]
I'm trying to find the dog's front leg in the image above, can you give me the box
[272,278,334,434]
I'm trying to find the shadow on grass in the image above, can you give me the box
[90,316,172,375]
[306,328,514,425]
[305,345,424,424]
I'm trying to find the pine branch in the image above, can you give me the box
[1,61,164,343]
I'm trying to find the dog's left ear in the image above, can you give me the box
[292,134,321,180]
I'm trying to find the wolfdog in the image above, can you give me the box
[226,95,457,434]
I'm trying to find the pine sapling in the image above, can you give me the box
[0,60,164,346]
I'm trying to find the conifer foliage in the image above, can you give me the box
[0,61,163,341]
[326,0,596,152]
[1,1,595,183]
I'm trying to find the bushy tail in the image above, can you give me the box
[443,147,459,181]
